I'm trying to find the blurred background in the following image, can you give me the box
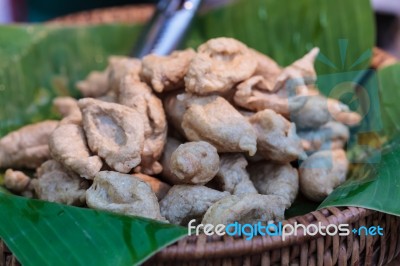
[0,0,399,57]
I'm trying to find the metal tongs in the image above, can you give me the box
[132,0,204,58]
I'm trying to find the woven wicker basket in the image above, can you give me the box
[1,5,400,266]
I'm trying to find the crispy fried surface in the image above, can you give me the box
[170,141,219,185]
[49,124,103,180]
[160,185,229,225]
[185,38,257,95]
[76,70,109,98]
[79,98,144,173]
[118,76,167,175]
[53,97,82,125]
[215,153,257,195]
[202,194,287,226]
[249,161,299,207]
[86,171,165,221]
[141,49,196,93]
[299,149,348,202]
[182,95,257,155]
[133,173,171,201]
[33,160,89,206]
[0,121,59,169]
[249,109,305,163]
[4,169,31,193]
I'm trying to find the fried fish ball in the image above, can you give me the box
[0,120,59,169]
[133,173,171,201]
[202,194,287,226]
[78,98,145,173]
[298,121,350,152]
[215,153,257,195]
[249,161,299,207]
[274,48,319,94]
[140,49,196,93]
[53,96,82,125]
[159,185,229,225]
[170,141,219,185]
[234,76,307,117]
[299,149,348,202]
[182,95,257,155]
[185,38,257,95]
[86,171,165,221]
[33,160,89,206]
[249,109,306,163]
[76,70,109,98]
[108,56,142,94]
[49,124,103,180]
[119,76,167,175]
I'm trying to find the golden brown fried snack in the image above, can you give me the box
[185,38,257,95]
[133,173,171,201]
[249,161,299,207]
[140,49,196,93]
[249,109,306,163]
[327,98,362,126]
[298,121,350,152]
[251,49,282,91]
[49,124,103,180]
[299,149,348,202]
[182,95,257,155]
[119,76,167,175]
[160,185,229,225]
[33,160,89,206]
[0,120,58,169]
[53,96,82,125]
[108,56,141,94]
[86,171,165,221]
[274,48,319,94]
[234,76,307,117]
[215,153,257,195]
[78,98,145,173]
[291,95,331,129]
[202,194,287,226]
[4,169,31,193]
[76,70,109,98]
[170,141,219,185]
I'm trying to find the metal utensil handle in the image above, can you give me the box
[132,0,203,58]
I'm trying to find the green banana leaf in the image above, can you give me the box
[0,193,187,266]
[319,138,400,215]
[0,24,142,134]
[319,64,400,214]
[0,0,381,265]
[191,0,374,74]
[377,64,400,139]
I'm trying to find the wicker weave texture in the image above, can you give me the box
[146,207,400,265]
